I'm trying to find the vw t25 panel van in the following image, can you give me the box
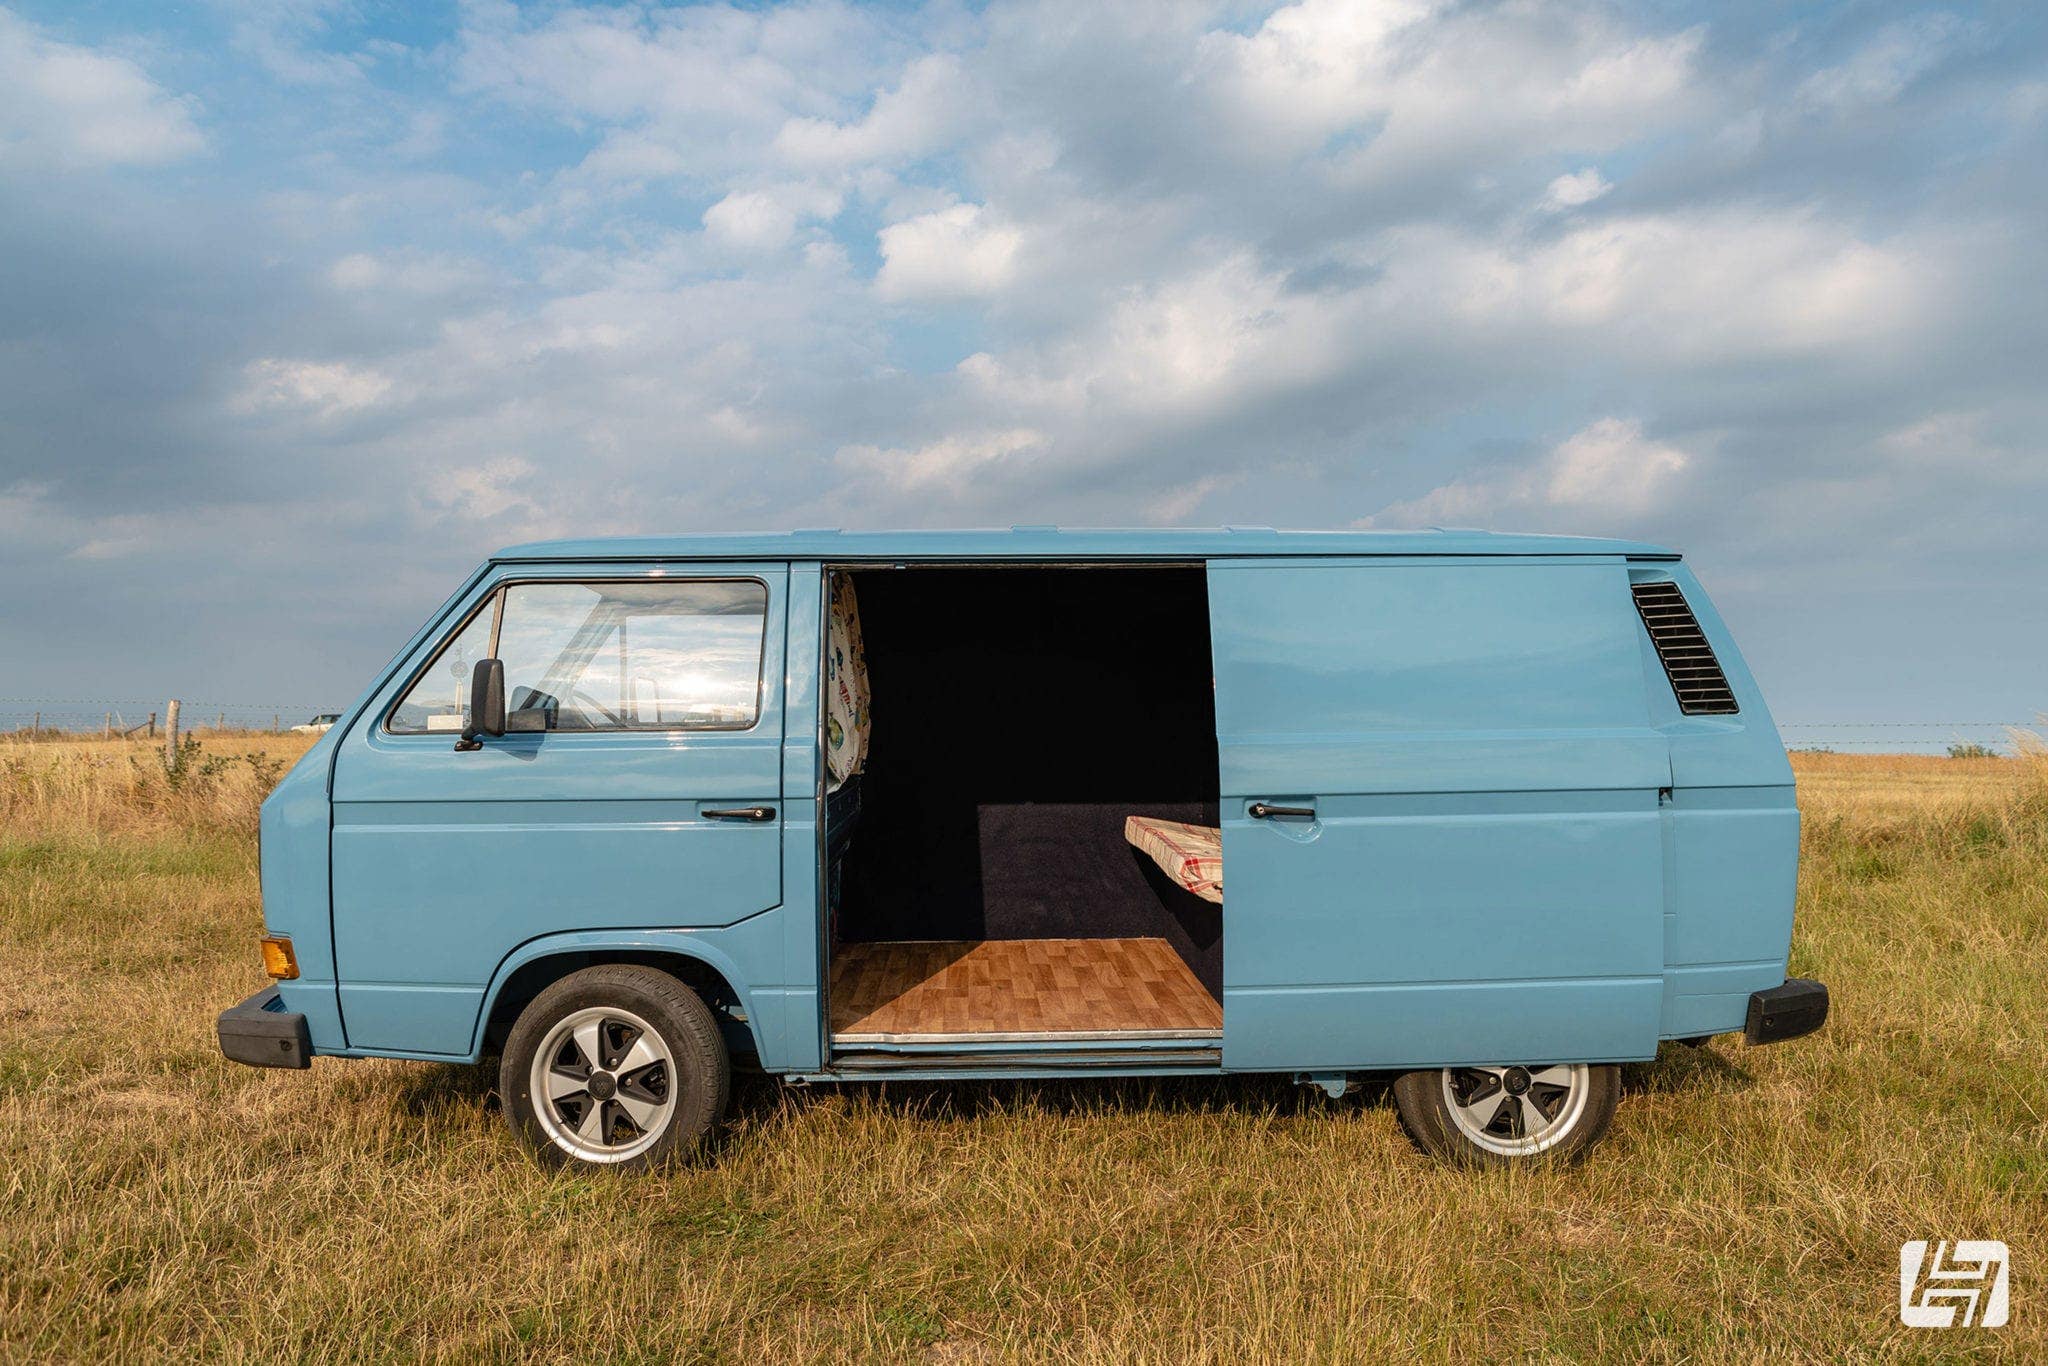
[218,529,1828,1168]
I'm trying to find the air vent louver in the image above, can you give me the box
[1631,581,1739,715]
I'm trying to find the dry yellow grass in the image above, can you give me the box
[0,733,308,838]
[1793,749,2036,822]
[1,738,2043,1361]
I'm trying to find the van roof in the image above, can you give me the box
[493,527,1677,563]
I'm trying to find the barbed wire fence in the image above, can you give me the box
[3,698,2041,753]
[0,698,340,737]
[1774,721,2044,754]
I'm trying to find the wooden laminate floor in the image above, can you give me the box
[830,938,1223,1044]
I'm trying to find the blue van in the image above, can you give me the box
[218,529,1826,1168]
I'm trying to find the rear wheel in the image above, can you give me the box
[1392,1062,1619,1166]
[500,965,729,1169]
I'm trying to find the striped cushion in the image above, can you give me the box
[1124,816,1223,904]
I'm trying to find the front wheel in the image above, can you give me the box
[500,965,729,1170]
[1392,1062,1620,1166]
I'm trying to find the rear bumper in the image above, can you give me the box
[1745,978,1829,1046]
[218,986,312,1069]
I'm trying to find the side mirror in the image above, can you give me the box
[454,658,505,751]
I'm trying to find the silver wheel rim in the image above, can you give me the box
[1440,1064,1592,1157]
[529,1005,676,1164]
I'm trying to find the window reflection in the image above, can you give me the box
[388,579,767,734]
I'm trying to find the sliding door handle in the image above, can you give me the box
[1248,802,1315,820]
[703,805,777,822]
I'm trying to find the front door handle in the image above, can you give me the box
[1248,802,1315,820]
[703,805,776,822]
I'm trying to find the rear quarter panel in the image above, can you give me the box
[1632,563,1799,1038]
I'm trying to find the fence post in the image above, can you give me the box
[148,711,157,739]
[32,711,39,733]
[217,712,225,731]
[164,699,181,770]
[104,711,112,738]
[273,713,280,733]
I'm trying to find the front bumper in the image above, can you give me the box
[1745,978,1829,1046]
[218,985,312,1069]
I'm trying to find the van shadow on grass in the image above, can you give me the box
[386,1059,498,1118]
[1623,1039,1755,1097]
[378,1039,1752,1132]
[726,1040,1753,1131]
[748,1070,1321,1126]
[381,1061,1322,1126]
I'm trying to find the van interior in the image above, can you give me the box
[823,565,1224,1057]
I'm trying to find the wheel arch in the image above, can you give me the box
[474,932,762,1062]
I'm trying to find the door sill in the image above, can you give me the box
[825,1044,1223,1073]
[831,1026,1222,1047]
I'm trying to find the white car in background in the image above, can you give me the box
[290,714,340,734]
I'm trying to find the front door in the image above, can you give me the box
[1207,556,1668,1071]
[329,563,789,1054]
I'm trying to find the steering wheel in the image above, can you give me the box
[566,687,623,729]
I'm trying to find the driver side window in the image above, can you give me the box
[496,579,767,732]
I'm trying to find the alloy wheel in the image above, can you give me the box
[1439,1063,1593,1157]
[528,1006,676,1163]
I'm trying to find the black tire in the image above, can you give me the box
[1392,1063,1620,1167]
[500,964,729,1170]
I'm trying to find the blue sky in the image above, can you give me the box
[1,1,2043,747]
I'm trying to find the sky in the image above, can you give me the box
[1,0,2043,749]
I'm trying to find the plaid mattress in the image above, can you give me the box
[1123,816,1223,904]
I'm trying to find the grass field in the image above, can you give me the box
[1,735,2042,1361]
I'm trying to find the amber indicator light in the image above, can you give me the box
[259,936,299,980]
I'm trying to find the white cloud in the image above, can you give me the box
[704,191,798,251]
[1144,473,1240,525]
[954,251,1351,430]
[1544,418,1691,512]
[1798,14,1971,113]
[0,481,59,548]
[836,428,1046,495]
[1195,0,1444,154]
[328,250,487,295]
[1,481,197,562]
[575,131,690,185]
[217,0,366,88]
[1877,410,2045,484]
[453,0,896,184]
[234,359,394,419]
[1368,419,1694,529]
[1541,167,1612,211]
[0,8,204,168]
[774,52,976,168]
[1528,213,1918,350]
[702,183,842,253]
[390,108,448,161]
[875,203,1022,301]
[1383,207,1927,359]
[329,253,381,290]
[1196,0,1701,176]
[423,455,543,523]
